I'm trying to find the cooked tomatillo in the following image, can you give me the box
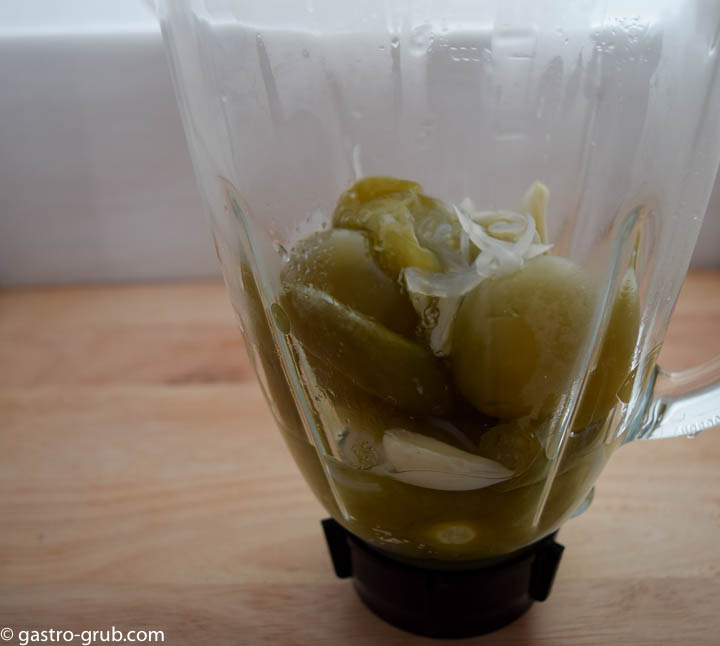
[282,283,454,415]
[453,255,596,419]
[575,267,640,428]
[332,176,460,278]
[282,228,419,335]
[268,176,641,561]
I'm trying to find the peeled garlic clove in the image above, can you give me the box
[382,429,514,491]
[282,228,418,336]
[521,181,549,244]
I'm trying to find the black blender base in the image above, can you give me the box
[322,518,564,639]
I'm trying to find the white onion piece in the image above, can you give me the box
[527,242,555,259]
[454,205,537,261]
[415,219,466,271]
[454,207,523,270]
[408,292,459,355]
[468,209,529,229]
[404,187,554,355]
[487,219,525,238]
[405,257,493,298]
[405,210,543,300]
[459,228,470,264]
[429,295,461,355]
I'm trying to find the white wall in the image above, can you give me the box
[1,1,717,286]
[0,1,216,285]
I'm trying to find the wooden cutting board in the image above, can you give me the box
[1,275,719,645]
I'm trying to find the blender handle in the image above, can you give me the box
[632,356,720,440]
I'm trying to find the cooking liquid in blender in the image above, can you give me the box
[244,177,640,563]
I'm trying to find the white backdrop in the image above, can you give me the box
[1,0,717,286]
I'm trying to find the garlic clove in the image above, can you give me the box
[382,429,514,491]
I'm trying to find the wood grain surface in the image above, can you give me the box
[1,274,719,645]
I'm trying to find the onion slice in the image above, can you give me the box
[403,182,554,355]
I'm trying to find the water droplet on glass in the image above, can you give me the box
[390,36,400,49]
[409,24,434,56]
[302,48,310,58]
[273,241,289,262]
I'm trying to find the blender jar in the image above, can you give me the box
[156,0,720,637]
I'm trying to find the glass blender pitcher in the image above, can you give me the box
[156,0,720,637]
